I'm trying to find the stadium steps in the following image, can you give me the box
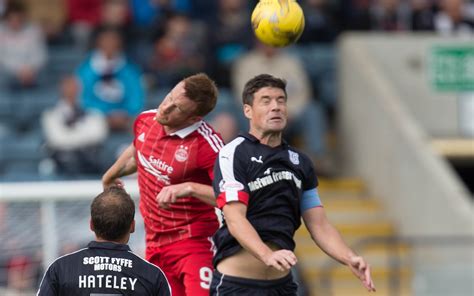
[295,178,412,296]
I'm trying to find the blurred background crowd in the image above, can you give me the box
[0,0,473,182]
[0,0,473,293]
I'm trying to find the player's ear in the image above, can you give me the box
[243,104,252,120]
[89,219,94,232]
[130,220,135,234]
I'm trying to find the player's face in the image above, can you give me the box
[244,86,287,133]
[155,81,201,131]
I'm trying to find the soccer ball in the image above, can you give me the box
[251,0,305,47]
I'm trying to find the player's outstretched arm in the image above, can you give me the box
[156,182,216,208]
[223,202,297,271]
[102,143,137,189]
[302,207,376,292]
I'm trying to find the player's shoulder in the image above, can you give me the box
[136,109,156,120]
[134,109,157,125]
[48,247,89,268]
[286,145,312,161]
[218,136,247,158]
[196,121,224,153]
[285,144,314,171]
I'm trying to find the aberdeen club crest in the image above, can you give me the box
[175,145,189,162]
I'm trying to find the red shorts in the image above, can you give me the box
[147,237,214,296]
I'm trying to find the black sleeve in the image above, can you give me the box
[37,263,59,296]
[153,271,171,296]
[302,154,319,190]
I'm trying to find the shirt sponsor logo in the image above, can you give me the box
[248,170,301,192]
[174,145,189,162]
[219,180,244,192]
[137,151,172,184]
[288,150,300,165]
[80,256,137,290]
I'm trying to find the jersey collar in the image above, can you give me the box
[88,241,131,251]
[240,132,289,146]
[169,121,202,139]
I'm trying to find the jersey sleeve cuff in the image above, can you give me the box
[216,191,249,209]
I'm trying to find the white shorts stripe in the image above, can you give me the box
[216,272,225,296]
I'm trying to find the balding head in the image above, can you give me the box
[90,187,135,242]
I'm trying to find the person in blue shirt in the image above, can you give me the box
[77,26,145,132]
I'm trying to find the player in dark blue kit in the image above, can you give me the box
[211,74,376,295]
[37,187,171,296]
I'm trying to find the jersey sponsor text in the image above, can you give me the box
[248,170,302,192]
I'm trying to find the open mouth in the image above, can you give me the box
[269,116,283,122]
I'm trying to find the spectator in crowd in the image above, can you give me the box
[232,42,331,174]
[341,0,372,30]
[410,0,435,31]
[0,0,47,89]
[67,0,132,49]
[370,0,411,31]
[41,75,108,176]
[76,26,145,132]
[129,0,191,28]
[210,112,239,144]
[23,0,66,42]
[434,0,474,36]
[148,13,207,88]
[208,0,253,88]
[7,254,39,294]
[65,0,102,48]
[299,0,341,44]
[0,0,6,16]
[37,187,172,295]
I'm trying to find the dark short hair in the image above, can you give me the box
[242,74,287,105]
[91,187,135,241]
[4,0,26,17]
[183,73,218,117]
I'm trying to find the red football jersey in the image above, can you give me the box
[133,110,224,247]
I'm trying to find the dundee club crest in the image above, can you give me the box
[288,150,299,165]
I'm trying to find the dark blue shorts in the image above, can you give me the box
[210,270,298,296]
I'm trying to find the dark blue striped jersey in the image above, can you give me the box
[37,241,171,296]
[212,133,320,266]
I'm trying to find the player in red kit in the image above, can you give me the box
[102,73,224,296]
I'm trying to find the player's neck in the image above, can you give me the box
[163,124,188,135]
[95,236,129,245]
[250,129,282,147]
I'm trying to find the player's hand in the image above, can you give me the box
[102,177,125,190]
[156,183,192,209]
[348,255,376,292]
[262,249,297,272]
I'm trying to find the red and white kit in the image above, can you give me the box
[133,110,223,295]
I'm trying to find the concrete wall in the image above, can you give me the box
[338,34,473,295]
[338,33,473,237]
[350,33,473,137]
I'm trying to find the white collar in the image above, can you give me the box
[169,121,202,139]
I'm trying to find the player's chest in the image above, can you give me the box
[245,149,304,192]
[135,136,199,184]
